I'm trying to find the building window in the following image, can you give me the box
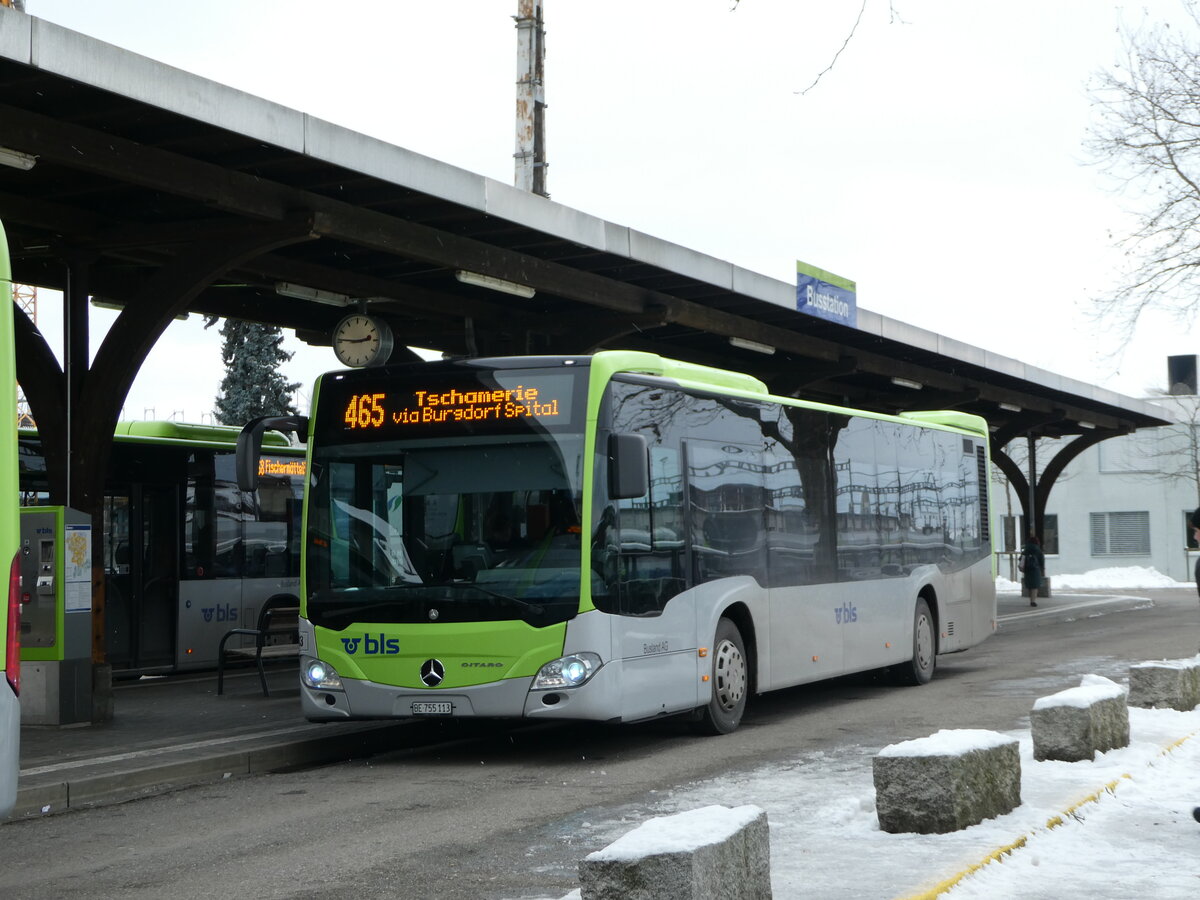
[1090,511,1150,556]
[1001,514,1058,555]
[1186,510,1199,550]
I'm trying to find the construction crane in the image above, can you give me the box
[12,282,35,427]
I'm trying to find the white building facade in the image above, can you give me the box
[993,391,1200,585]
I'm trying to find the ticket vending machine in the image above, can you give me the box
[19,507,93,725]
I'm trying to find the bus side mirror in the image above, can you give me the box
[608,433,649,500]
[236,415,309,492]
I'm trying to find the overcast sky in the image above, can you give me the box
[17,0,1199,420]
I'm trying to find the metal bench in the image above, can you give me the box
[217,598,299,697]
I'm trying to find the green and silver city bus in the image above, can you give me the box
[1,221,20,815]
[18,421,305,674]
[240,351,996,734]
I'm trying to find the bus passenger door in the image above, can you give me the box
[103,493,133,668]
[238,470,301,650]
[177,463,246,669]
[106,485,178,672]
[136,484,179,670]
[614,443,700,720]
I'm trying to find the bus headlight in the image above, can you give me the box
[533,652,602,690]
[302,658,344,691]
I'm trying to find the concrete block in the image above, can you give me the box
[20,659,92,726]
[874,729,1020,834]
[580,805,771,900]
[1031,675,1129,762]
[1128,657,1200,712]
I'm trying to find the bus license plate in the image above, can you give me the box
[412,701,453,716]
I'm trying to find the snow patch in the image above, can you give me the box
[584,805,764,862]
[1032,674,1126,710]
[876,728,1012,758]
[1130,654,1200,670]
[998,566,1189,592]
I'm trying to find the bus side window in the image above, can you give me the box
[249,478,295,578]
[687,440,766,586]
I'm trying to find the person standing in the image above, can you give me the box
[1019,533,1045,608]
[1192,508,1200,600]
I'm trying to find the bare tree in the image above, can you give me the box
[1140,391,1200,507]
[732,1,908,95]
[1088,2,1200,334]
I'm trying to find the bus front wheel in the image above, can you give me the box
[691,618,747,735]
[895,598,936,686]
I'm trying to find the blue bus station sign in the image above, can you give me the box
[796,261,857,327]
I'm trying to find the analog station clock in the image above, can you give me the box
[332,313,394,368]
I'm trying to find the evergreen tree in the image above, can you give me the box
[212,319,300,425]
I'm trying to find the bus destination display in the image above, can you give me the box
[335,372,578,436]
[258,456,307,477]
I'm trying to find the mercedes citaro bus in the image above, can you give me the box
[238,351,996,734]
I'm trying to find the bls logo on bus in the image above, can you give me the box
[834,602,857,625]
[201,604,238,624]
[341,634,400,655]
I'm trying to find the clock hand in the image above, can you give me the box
[341,336,374,343]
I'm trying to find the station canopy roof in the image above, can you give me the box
[0,10,1173,440]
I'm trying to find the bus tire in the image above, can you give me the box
[691,618,748,735]
[896,597,936,686]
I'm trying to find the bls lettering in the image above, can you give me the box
[201,604,238,624]
[834,602,858,625]
[340,634,400,655]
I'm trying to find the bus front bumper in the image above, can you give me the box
[299,656,623,723]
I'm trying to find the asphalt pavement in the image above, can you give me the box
[2,587,1161,823]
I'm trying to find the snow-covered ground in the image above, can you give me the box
[534,570,1200,900]
[997,564,1186,593]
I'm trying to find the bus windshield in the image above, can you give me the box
[307,364,589,629]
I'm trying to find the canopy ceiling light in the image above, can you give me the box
[728,336,776,356]
[0,146,36,171]
[999,402,1022,412]
[455,270,536,298]
[274,282,352,307]
[890,377,923,390]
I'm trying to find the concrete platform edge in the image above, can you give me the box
[10,722,410,820]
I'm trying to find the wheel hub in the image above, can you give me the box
[713,639,746,710]
[915,614,932,670]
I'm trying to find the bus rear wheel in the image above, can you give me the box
[895,597,935,686]
[691,618,747,735]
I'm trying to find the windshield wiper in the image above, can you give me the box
[447,583,545,615]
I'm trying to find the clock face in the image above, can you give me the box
[333,314,394,368]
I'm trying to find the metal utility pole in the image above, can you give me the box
[1026,434,1038,540]
[12,282,36,426]
[514,0,548,197]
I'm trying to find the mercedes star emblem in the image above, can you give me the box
[420,658,445,687]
